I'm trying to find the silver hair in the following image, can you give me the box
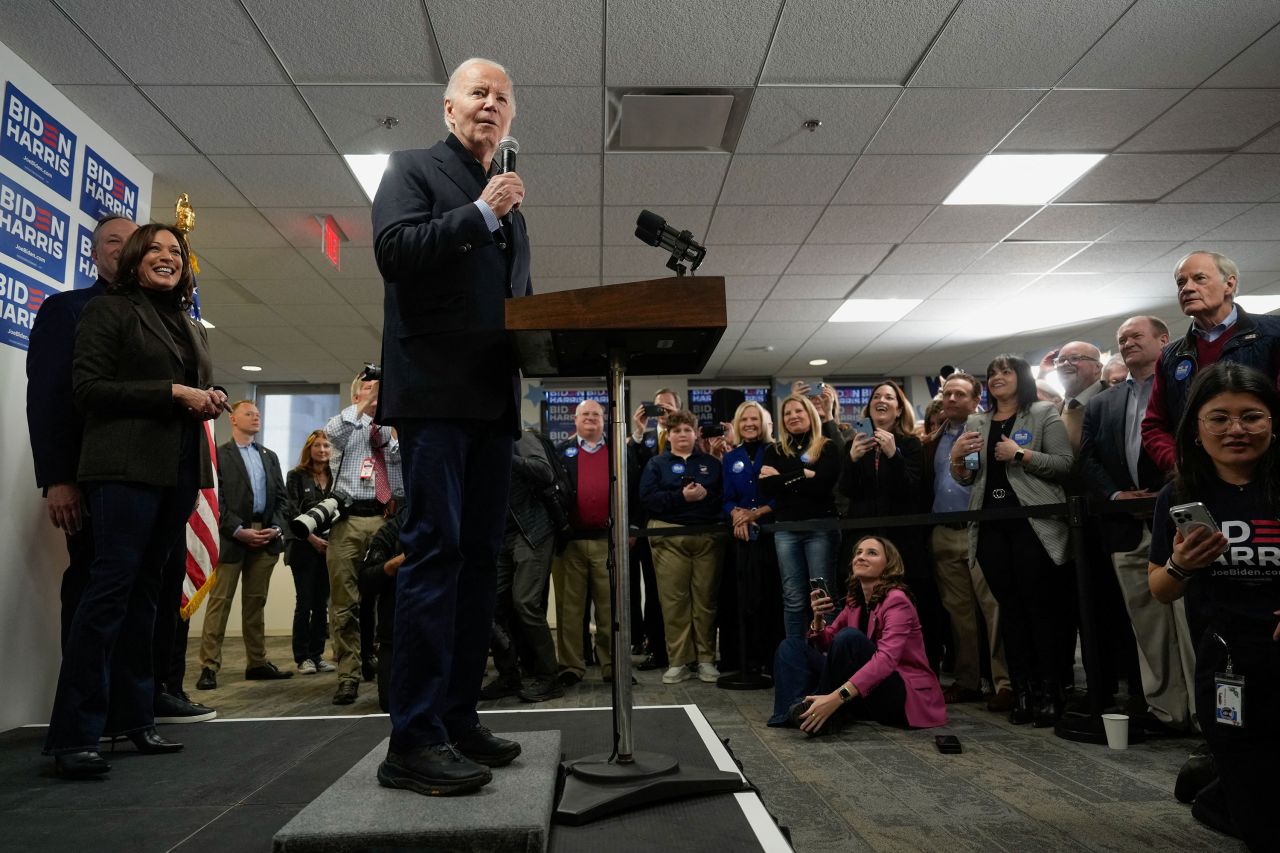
[1174,250,1239,287]
[442,57,515,131]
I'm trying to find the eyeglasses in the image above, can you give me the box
[1054,354,1099,367]
[1199,411,1272,435]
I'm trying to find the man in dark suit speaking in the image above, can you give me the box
[371,57,531,796]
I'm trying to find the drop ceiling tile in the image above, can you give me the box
[507,87,604,155]
[719,155,856,205]
[868,89,1044,154]
[809,206,933,244]
[1245,126,1280,153]
[1060,0,1280,88]
[785,244,894,275]
[197,247,317,280]
[911,0,1132,88]
[698,245,798,277]
[1012,204,1149,242]
[1019,273,1113,297]
[930,274,1041,298]
[724,276,782,299]
[146,86,331,155]
[1056,241,1183,273]
[194,278,258,305]
[1,0,129,84]
[354,304,383,328]
[1057,154,1226,202]
[511,155,600,206]
[1162,155,1280,202]
[258,207,373,250]
[607,0,782,86]
[603,206,713,245]
[240,277,348,305]
[265,303,359,327]
[762,0,955,85]
[851,274,952,298]
[834,155,983,204]
[305,245,384,282]
[142,155,252,208]
[736,87,900,154]
[1157,242,1280,272]
[604,154,730,205]
[244,0,444,84]
[426,0,601,85]
[532,245,602,279]
[771,276,862,299]
[1098,271,1176,298]
[998,90,1188,152]
[1204,24,1280,87]
[522,206,601,247]
[965,242,1087,274]
[336,278,386,304]
[209,155,367,206]
[1103,203,1253,241]
[1120,90,1280,153]
[55,85,195,155]
[200,304,289,328]
[907,206,1039,243]
[707,206,824,244]
[758,299,843,322]
[533,277,602,293]
[301,86,446,155]
[739,320,823,343]
[872,243,991,275]
[58,0,288,84]
[173,207,288,249]
[727,300,763,322]
[1200,204,1280,241]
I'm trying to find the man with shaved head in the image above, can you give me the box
[1142,250,1280,472]
[1055,340,1106,452]
[372,56,531,796]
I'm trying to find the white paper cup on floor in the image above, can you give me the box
[1101,713,1129,750]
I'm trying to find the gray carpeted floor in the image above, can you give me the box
[188,637,1234,852]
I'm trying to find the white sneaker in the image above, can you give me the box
[662,665,693,684]
[697,662,721,683]
[316,659,337,673]
[297,660,317,675]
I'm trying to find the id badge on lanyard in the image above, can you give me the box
[360,457,375,481]
[1211,632,1244,728]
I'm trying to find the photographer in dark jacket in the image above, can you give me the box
[284,429,336,675]
[480,430,563,703]
[362,509,405,713]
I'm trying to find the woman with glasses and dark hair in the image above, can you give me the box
[1147,363,1279,851]
[759,394,843,641]
[949,355,1073,727]
[44,224,226,778]
[285,429,336,675]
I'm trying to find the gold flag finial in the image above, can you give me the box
[175,192,195,234]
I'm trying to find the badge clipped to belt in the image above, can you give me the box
[1212,632,1244,728]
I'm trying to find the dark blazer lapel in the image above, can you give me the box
[1110,384,1130,473]
[128,288,183,364]
[430,140,484,200]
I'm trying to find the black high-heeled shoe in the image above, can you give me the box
[55,751,111,779]
[121,726,183,754]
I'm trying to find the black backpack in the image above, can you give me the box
[534,431,575,538]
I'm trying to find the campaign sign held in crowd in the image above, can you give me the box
[1,82,76,200]
[0,171,68,280]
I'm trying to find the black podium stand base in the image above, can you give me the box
[555,751,745,826]
[716,670,773,691]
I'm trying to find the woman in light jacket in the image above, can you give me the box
[949,354,1073,726]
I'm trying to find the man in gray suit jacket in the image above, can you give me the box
[196,400,291,688]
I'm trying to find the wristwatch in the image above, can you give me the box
[1013,449,1025,464]
[1165,560,1192,582]
[837,684,853,703]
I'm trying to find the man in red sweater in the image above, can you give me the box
[1141,250,1280,472]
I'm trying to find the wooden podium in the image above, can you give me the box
[506,276,744,823]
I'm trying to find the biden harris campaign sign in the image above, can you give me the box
[2,82,75,200]
[80,146,138,221]
[0,259,46,349]
[0,171,67,279]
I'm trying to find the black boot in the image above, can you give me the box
[1033,680,1063,728]
[1008,681,1035,725]
[126,726,184,754]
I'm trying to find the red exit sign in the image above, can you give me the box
[320,214,342,270]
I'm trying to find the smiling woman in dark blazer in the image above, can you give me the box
[43,223,225,779]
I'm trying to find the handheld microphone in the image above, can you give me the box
[496,136,519,225]
[635,209,706,274]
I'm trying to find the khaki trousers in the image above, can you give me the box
[1111,528,1197,728]
[200,531,279,671]
[931,525,1010,692]
[649,521,723,667]
[326,515,386,683]
[551,537,613,677]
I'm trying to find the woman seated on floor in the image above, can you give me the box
[769,535,946,732]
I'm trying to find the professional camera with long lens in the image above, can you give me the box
[290,490,350,539]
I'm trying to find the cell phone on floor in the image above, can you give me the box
[1170,502,1220,538]
[935,735,962,754]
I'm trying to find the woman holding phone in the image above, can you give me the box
[1147,363,1280,851]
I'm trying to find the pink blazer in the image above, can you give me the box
[813,588,947,728]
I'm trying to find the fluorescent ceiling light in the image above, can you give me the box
[808,358,828,366]
[1237,294,1280,315]
[345,153,390,202]
[829,298,921,323]
[944,154,1106,205]
[241,365,263,372]
[198,318,215,329]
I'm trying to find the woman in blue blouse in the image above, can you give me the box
[722,401,776,675]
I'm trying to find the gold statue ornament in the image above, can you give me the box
[174,193,200,275]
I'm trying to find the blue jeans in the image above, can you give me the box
[769,629,907,728]
[773,529,839,640]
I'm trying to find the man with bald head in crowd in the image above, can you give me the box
[1055,341,1107,452]
[551,399,617,686]
[1142,250,1280,472]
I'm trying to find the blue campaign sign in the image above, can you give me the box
[73,223,97,289]
[541,388,609,443]
[1,82,76,199]
[0,258,48,351]
[80,146,139,221]
[0,170,69,279]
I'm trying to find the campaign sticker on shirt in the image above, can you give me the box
[699,465,709,474]
[671,462,686,475]
[564,446,578,458]
[1174,359,1193,381]
[800,453,812,463]
[732,460,745,473]
[645,436,656,448]
[1012,429,1032,446]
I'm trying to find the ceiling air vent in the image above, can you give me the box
[607,88,753,152]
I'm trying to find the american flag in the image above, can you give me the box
[180,273,219,618]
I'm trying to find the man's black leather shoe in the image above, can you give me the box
[635,654,667,672]
[332,680,358,705]
[195,667,217,690]
[479,674,522,700]
[125,727,183,754]
[519,677,564,703]
[245,662,293,680]
[377,743,491,796]
[453,724,521,767]
[55,751,110,779]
